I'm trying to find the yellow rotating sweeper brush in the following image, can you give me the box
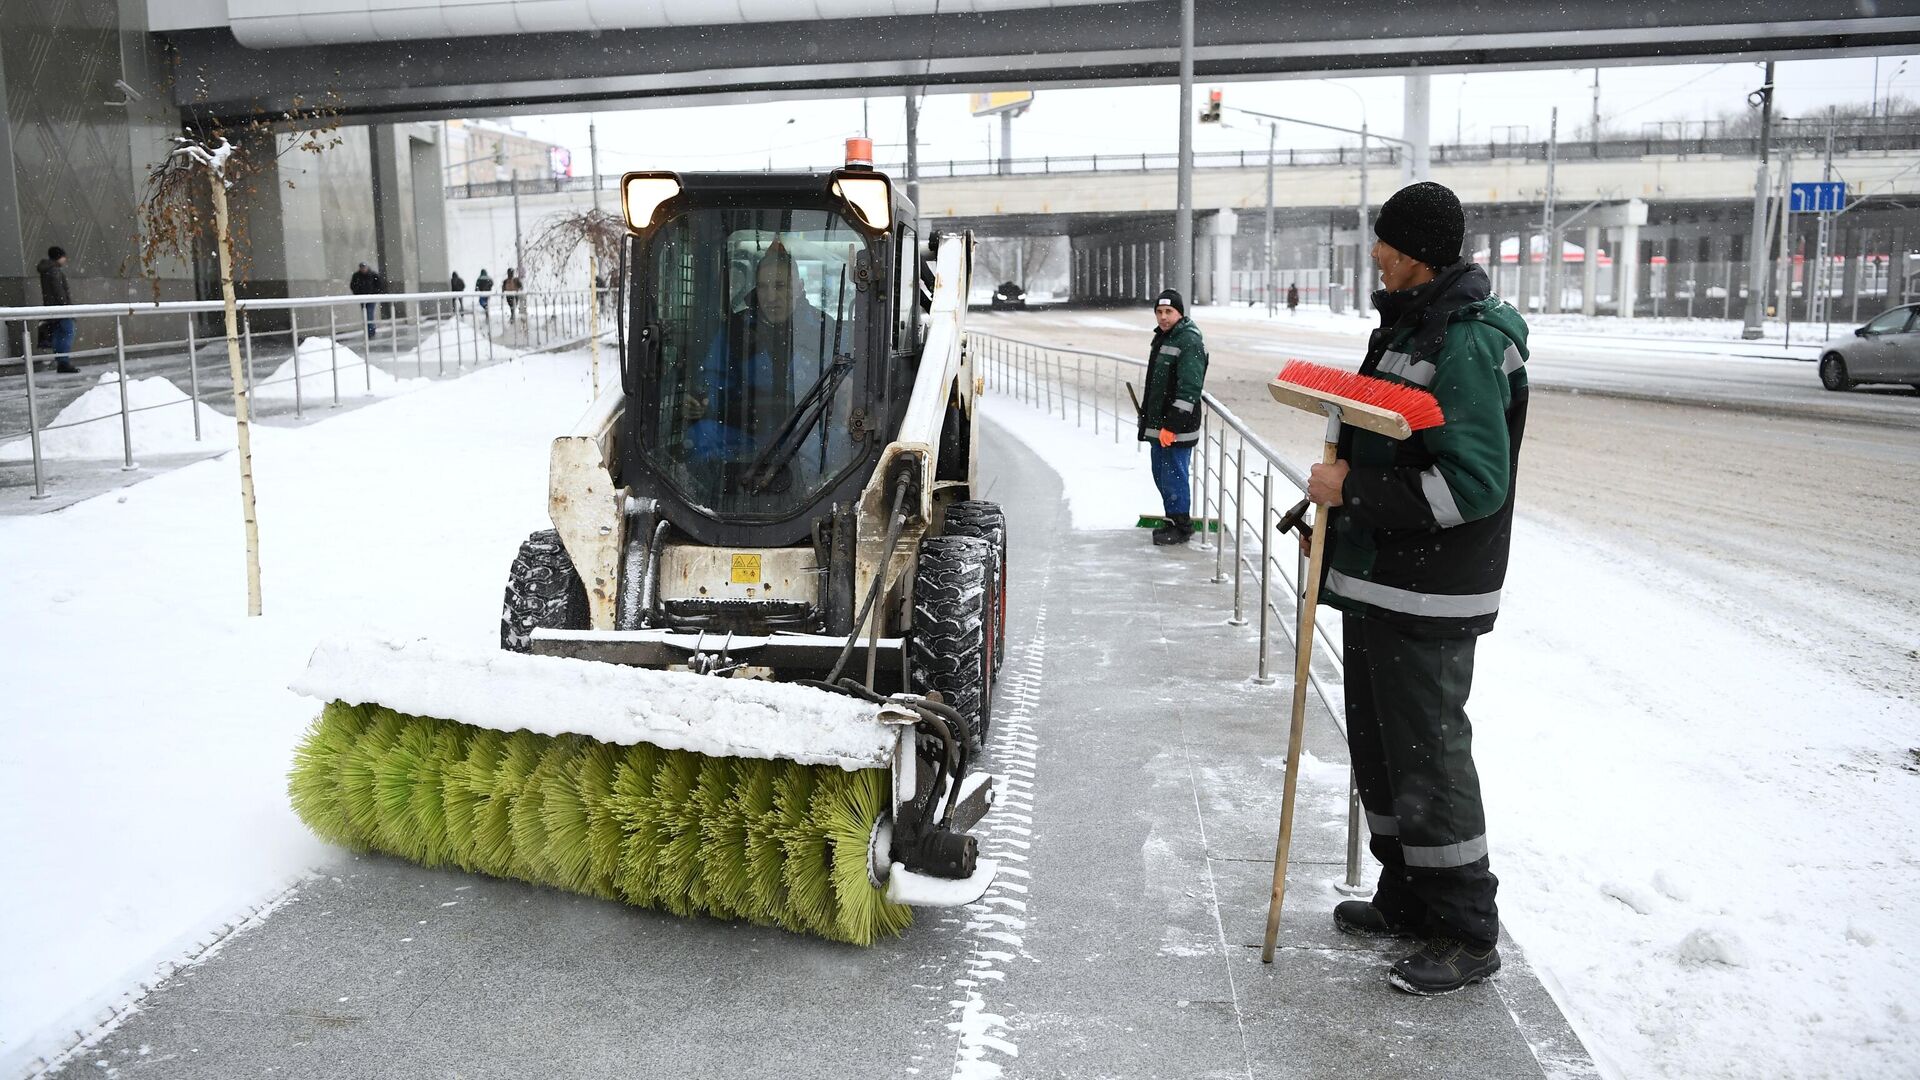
[288,640,998,945]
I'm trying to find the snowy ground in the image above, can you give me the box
[979,392,1920,1079]
[0,349,591,1076]
[6,340,1915,1078]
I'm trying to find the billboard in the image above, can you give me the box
[969,91,1034,117]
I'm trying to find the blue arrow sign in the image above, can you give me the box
[1790,181,1847,214]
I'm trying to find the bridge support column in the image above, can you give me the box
[1617,220,1641,319]
[1583,226,1600,316]
[1402,73,1432,183]
[1515,229,1532,315]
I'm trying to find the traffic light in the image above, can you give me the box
[1200,88,1222,124]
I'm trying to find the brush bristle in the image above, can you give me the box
[1277,360,1445,431]
[289,701,913,946]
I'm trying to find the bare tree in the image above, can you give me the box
[135,94,342,616]
[526,208,625,398]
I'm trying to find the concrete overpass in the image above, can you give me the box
[151,1,1920,122]
[445,131,1920,317]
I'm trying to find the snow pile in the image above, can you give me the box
[985,382,1920,1078]
[0,350,597,1076]
[295,636,893,769]
[0,372,235,461]
[249,336,411,401]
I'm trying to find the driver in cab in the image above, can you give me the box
[684,241,839,474]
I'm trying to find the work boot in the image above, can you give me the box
[1387,937,1502,996]
[1151,520,1182,546]
[1333,900,1417,940]
[1168,513,1195,544]
[55,360,78,374]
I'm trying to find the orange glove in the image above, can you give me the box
[1158,428,1176,448]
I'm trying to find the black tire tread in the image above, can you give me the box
[910,535,992,749]
[943,501,1008,671]
[500,529,591,651]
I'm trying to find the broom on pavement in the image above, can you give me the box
[1260,359,1443,963]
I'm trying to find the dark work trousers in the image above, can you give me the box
[1148,443,1192,517]
[1343,611,1499,947]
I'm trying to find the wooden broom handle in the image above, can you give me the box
[1260,435,1338,963]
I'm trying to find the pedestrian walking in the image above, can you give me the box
[1286,283,1300,315]
[450,270,466,312]
[36,246,78,373]
[502,268,524,323]
[475,269,494,315]
[1307,181,1530,995]
[1136,288,1207,545]
[350,261,384,338]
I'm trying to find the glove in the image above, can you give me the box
[1158,428,1176,448]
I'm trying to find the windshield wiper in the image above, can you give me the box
[743,350,856,494]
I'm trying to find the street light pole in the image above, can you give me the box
[511,167,524,275]
[1741,61,1775,340]
[589,117,602,214]
[1266,121,1276,316]
[1174,0,1195,301]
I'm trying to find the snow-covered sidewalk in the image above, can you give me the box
[981,391,1920,1079]
[0,350,596,1076]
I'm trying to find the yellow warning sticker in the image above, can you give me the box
[731,553,762,584]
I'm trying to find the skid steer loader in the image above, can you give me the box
[288,146,1010,944]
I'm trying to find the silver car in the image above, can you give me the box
[1820,304,1920,392]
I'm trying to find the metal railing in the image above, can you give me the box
[2,286,611,501]
[446,122,1920,199]
[972,331,1366,892]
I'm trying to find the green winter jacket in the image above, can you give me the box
[1138,316,1207,444]
[1325,262,1530,636]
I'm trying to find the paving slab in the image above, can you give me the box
[57,409,1595,1079]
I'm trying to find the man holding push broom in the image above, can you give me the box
[1294,181,1530,995]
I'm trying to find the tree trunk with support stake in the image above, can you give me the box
[209,176,264,616]
[590,248,601,399]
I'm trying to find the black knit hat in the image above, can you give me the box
[48,246,65,260]
[1373,182,1465,269]
[1154,288,1184,314]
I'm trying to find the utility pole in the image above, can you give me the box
[1266,121,1276,316]
[1541,108,1558,313]
[589,117,602,214]
[511,167,524,275]
[1817,119,1836,335]
[906,92,921,211]
[1740,61,1775,339]
[1591,68,1602,150]
[1174,0,1195,301]
[1357,116,1370,317]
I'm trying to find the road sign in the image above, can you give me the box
[1789,181,1846,214]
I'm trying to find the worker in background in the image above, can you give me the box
[475,268,494,316]
[350,261,383,338]
[1136,288,1208,545]
[1308,180,1530,996]
[450,269,466,312]
[502,268,524,323]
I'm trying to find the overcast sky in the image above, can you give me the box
[506,55,1917,178]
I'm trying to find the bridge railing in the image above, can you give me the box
[447,120,1920,199]
[1,287,610,501]
[972,330,1367,894]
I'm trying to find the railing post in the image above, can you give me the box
[1196,414,1213,552]
[114,315,137,471]
[1253,470,1276,684]
[243,311,256,392]
[437,300,447,375]
[454,297,465,369]
[186,313,203,440]
[327,306,341,406]
[1229,444,1247,623]
[389,300,399,368]
[1212,431,1229,579]
[1341,773,1367,894]
[413,301,425,377]
[289,307,303,420]
[21,323,48,498]
[1077,354,1085,430]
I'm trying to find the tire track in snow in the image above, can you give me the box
[944,589,1048,1080]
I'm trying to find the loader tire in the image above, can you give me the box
[943,501,1008,674]
[500,529,590,652]
[911,535,994,752]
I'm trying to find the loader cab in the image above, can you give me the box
[620,170,923,549]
